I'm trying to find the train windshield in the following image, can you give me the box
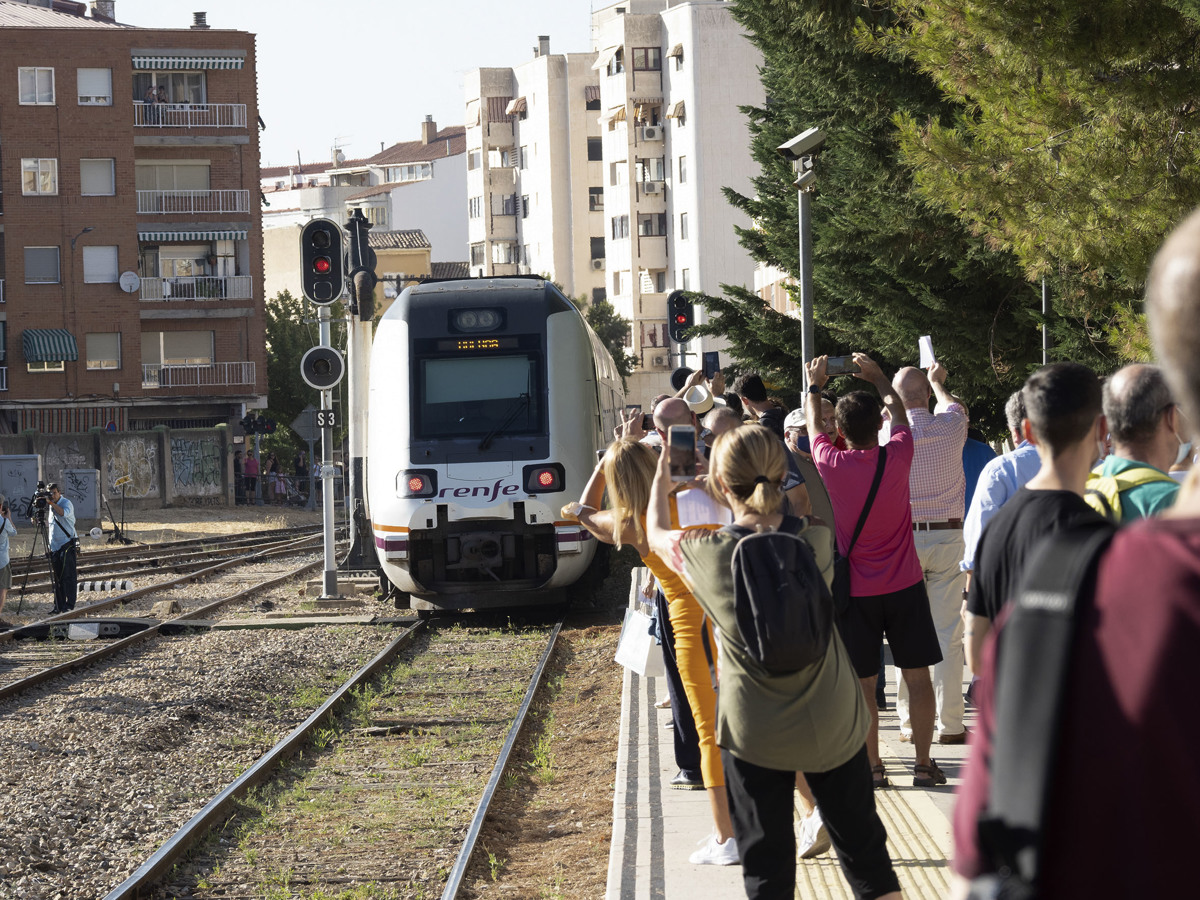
[415,354,544,439]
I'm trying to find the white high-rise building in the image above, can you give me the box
[464,37,605,303]
[466,5,764,406]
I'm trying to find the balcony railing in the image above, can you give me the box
[137,190,250,214]
[142,361,255,389]
[134,101,247,129]
[140,275,252,301]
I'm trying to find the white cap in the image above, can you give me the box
[684,385,716,415]
[784,408,805,430]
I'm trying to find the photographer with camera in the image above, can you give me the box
[0,497,17,627]
[39,483,78,613]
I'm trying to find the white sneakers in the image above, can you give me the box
[797,807,832,859]
[689,832,741,866]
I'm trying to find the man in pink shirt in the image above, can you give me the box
[806,354,944,789]
[892,363,970,745]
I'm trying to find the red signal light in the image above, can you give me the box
[314,257,332,274]
[408,475,427,493]
[674,314,688,323]
[537,470,555,487]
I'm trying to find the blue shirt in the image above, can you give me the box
[49,496,76,552]
[960,441,1041,572]
[962,438,998,514]
[0,516,16,569]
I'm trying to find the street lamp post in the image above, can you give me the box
[777,129,826,388]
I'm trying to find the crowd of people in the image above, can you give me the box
[561,210,1200,898]
[232,449,311,505]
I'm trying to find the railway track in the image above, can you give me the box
[98,618,564,900]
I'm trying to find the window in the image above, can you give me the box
[675,48,685,70]
[636,157,666,183]
[19,67,54,104]
[414,353,543,440]
[586,96,601,111]
[519,146,528,169]
[492,242,517,264]
[587,138,603,161]
[608,48,625,76]
[29,360,65,373]
[385,163,433,182]
[77,68,112,105]
[611,215,630,239]
[25,247,60,284]
[364,206,388,228]
[610,161,627,186]
[521,195,530,218]
[521,244,531,265]
[470,243,485,266]
[681,268,690,290]
[589,186,604,211]
[86,333,121,370]
[135,161,210,190]
[632,48,662,71]
[467,149,482,170]
[500,194,518,216]
[83,246,119,283]
[80,158,115,196]
[638,213,667,237]
[656,271,666,292]
[144,331,214,366]
[590,237,606,260]
[678,156,687,184]
[468,196,483,218]
[132,72,205,104]
[680,212,689,240]
[592,287,606,304]
[21,158,58,195]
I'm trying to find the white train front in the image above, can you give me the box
[366,278,624,611]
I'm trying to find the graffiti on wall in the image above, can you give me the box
[105,437,159,499]
[43,438,89,487]
[0,456,41,519]
[171,436,223,496]
[63,469,100,519]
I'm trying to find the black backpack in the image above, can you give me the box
[721,515,833,675]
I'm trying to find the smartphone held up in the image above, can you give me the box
[668,425,698,482]
[825,355,861,376]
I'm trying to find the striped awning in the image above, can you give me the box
[592,45,621,71]
[487,96,512,123]
[132,55,244,70]
[505,96,527,116]
[584,85,601,103]
[22,329,79,363]
[667,43,684,59]
[138,229,247,242]
[667,100,686,119]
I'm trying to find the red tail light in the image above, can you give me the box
[522,463,564,493]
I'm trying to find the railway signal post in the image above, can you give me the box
[299,218,347,600]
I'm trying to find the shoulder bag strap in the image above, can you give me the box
[846,447,887,558]
[977,524,1113,885]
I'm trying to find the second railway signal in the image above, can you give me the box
[667,290,694,343]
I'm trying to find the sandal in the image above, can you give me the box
[871,764,889,789]
[913,759,947,787]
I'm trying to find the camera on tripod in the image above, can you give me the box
[29,481,52,525]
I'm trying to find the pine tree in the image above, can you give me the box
[691,0,1045,427]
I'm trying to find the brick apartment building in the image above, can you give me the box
[0,0,265,434]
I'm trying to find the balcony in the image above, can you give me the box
[137,190,250,214]
[142,361,255,389]
[140,276,252,302]
[133,102,247,129]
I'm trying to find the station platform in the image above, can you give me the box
[606,651,972,899]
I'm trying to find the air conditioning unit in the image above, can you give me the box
[641,126,664,141]
[591,258,606,270]
[651,355,669,368]
[643,182,662,194]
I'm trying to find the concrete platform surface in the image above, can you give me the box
[608,665,971,899]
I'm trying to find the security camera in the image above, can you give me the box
[777,127,826,160]
[794,169,816,191]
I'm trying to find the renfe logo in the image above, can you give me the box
[437,479,521,502]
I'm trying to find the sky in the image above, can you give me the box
[116,0,600,167]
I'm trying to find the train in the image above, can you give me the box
[365,277,625,612]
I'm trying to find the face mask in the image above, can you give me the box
[797,436,811,454]
[1175,433,1193,467]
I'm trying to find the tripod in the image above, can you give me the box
[15,508,59,616]
[103,486,133,545]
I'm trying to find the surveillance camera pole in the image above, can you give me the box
[795,156,816,389]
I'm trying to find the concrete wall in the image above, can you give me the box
[0,426,235,515]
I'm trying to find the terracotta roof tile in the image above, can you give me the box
[369,230,431,250]
[0,0,127,26]
[366,126,467,166]
[431,262,470,280]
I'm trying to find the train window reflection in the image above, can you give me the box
[416,354,543,439]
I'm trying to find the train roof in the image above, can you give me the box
[388,277,575,319]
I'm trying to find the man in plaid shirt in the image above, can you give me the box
[893,361,970,745]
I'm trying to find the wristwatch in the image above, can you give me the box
[807,383,823,395]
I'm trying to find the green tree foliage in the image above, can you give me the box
[263,290,347,457]
[876,0,1200,355]
[695,0,1043,428]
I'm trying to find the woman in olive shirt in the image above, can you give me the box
[646,425,900,900]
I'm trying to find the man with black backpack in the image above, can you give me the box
[951,208,1200,898]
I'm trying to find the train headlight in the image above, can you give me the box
[522,463,564,493]
[399,469,438,498]
[451,308,505,332]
